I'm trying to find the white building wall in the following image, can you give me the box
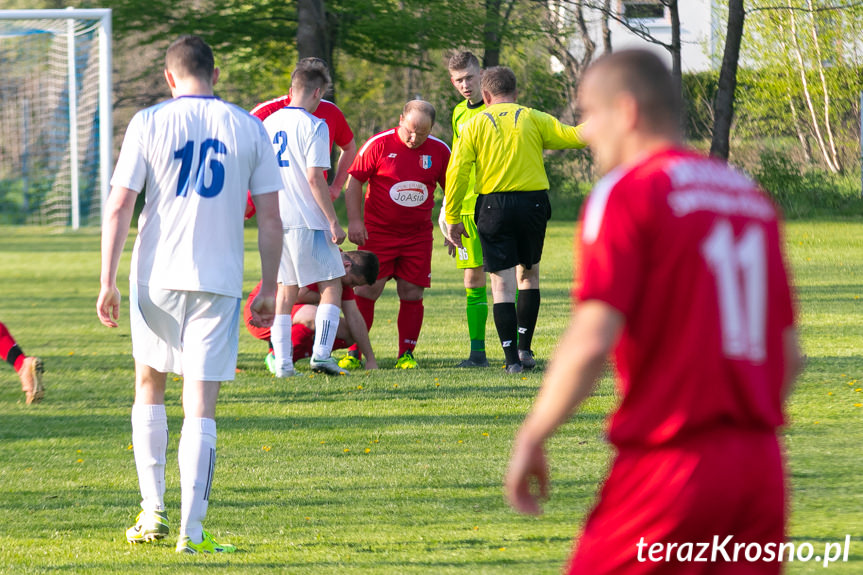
[564,1,719,72]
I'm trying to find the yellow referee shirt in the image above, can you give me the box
[444,102,586,225]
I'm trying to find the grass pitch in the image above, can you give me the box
[0,221,861,574]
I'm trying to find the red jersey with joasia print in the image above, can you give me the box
[575,147,795,448]
[349,129,450,234]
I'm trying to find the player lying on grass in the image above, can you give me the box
[244,250,380,371]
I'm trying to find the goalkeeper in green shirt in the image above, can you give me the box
[439,51,490,368]
[444,66,586,373]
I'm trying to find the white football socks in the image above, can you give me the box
[178,417,216,544]
[131,403,168,513]
[270,314,294,376]
[312,303,341,361]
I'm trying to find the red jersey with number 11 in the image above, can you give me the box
[575,147,795,448]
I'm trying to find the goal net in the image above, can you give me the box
[0,9,112,228]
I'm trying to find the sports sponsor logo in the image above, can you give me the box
[388,153,398,158]
[389,181,429,207]
[421,155,432,169]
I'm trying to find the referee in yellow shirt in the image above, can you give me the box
[444,66,586,373]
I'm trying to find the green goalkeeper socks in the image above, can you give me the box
[466,287,488,352]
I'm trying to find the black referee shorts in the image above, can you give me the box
[474,190,551,273]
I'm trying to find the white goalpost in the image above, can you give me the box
[0,8,112,229]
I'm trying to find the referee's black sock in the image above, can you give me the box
[516,288,541,351]
[493,302,520,366]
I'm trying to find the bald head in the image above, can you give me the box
[402,99,436,125]
[399,100,436,149]
[584,50,680,136]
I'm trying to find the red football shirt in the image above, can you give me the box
[245,98,354,218]
[251,97,353,150]
[348,129,450,234]
[575,147,795,448]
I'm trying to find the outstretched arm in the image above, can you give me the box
[505,300,623,515]
[342,299,377,369]
[97,187,138,328]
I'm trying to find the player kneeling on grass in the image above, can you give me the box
[244,250,380,372]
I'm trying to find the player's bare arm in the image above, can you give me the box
[249,191,282,328]
[342,299,378,370]
[307,166,346,245]
[505,301,623,515]
[782,327,804,403]
[97,186,138,328]
[329,138,357,201]
[345,176,368,245]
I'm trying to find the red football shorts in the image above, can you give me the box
[243,296,348,360]
[568,428,785,575]
[361,227,433,288]
[290,322,348,361]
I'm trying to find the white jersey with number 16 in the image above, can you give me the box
[111,95,283,298]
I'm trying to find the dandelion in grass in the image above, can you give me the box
[357,385,363,390]
[855,404,863,408]
[364,448,371,454]
[458,440,463,444]
[482,432,489,437]
[344,448,350,453]
[173,377,180,382]
[262,446,271,452]
[76,459,83,463]
[393,384,398,388]
[68,351,74,356]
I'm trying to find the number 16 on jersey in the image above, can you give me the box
[173,138,227,198]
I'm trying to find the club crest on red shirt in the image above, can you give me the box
[420,155,432,169]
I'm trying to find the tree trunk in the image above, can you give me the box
[484,0,502,67]
[710,0,745,160]
[601,0,612,54]
[297,0,330,62]
[788,3,839,172]
[297,0,336,101]
[545,0,594,124]
[806,0,843,171]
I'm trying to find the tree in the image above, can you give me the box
[710,0,745,160]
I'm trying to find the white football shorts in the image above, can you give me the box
[279,228,345,287]
[130,283,241,382]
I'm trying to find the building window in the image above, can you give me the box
[621,1,665,20]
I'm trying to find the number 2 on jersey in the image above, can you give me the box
[702,219,767,363]
[273,131,290,167]
[173,138,227,198]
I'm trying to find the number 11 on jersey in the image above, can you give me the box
[702,219,767,363]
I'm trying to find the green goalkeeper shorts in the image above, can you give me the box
[456,214,484,270]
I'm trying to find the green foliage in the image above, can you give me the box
[754,149,863,218]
